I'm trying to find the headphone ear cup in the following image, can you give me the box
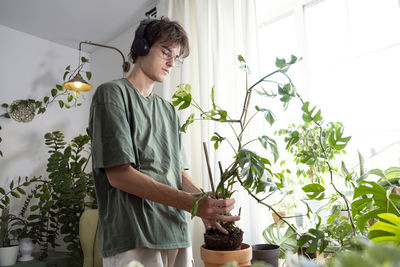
[132,38,150,56]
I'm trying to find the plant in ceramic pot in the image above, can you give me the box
[0,176,41,266]
[172,55,302,266]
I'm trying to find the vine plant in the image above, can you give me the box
[0,56,92,157]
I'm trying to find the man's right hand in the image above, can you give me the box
[196,197,240,234]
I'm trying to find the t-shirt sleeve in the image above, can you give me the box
[89,85,136,169]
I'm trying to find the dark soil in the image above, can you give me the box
[204,224,243,250]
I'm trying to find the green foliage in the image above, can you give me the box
[302,184,325,200]
[279,122,348,184]
[263,222,298,258]
[297,227,329,254]
[327,242,400,267]
[171,55,302,236]
[0,58,90,157]
[190,189,210,219]
[0,176,41,247]
[324,206,353,247]
[369,213,400,245]
[22,131,96,264]
[211,132,225,150]
[352,181,400,233]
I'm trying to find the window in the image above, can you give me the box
[257,0,400,170]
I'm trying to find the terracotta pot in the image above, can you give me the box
[271,211,286,227]
[200,243,252,267]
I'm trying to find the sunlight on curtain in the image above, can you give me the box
[159,0,263,264]
[304,0,400,169]
[160,0,400,263]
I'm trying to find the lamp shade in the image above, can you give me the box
[63,73,93,92]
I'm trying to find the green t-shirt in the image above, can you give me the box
[88,78,190,257]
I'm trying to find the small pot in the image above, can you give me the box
[19,238,34,261]
[201,243,252,267]
[271,211,286,227]
[252,244,280,267]
[0,245,19,266]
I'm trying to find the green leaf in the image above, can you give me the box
[43,96,49,103]
[1,103,9,108]
[180,114,194,133]
[258,135,279,163]
[10,191,19,198]
[238,55,250,74]
[289,55,298,64]
[67,94,73,102]
[81,56,89,63]
[263,222,298,258]
[211,86,216,110]
[63,71,69,81]
[16,188,25,195]
[211,132,225,150]
[51,89,57,97]
[58,100,64,108]
[56,84,64,91]
[86,72,92,80]
[275,58,286,68]
[302,183,325,200]
[172,84,192,110]
[385,167,400,179]
[255,106,276,126]
[65,65,71,71]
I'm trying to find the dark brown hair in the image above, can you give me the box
[129,17,190,63]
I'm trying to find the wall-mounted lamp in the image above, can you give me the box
[63,41,131,92]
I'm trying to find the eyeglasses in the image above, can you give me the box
[159,45,184,67]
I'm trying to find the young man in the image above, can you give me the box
[88,18,240,267]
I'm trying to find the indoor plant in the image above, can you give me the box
[0,176,40,266]
[172,55,301,265]
[26,131,97,264]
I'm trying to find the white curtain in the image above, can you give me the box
[157,0,273,265]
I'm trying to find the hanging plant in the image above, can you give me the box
[0,56,92,157]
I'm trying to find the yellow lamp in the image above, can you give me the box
[63,73,93,92]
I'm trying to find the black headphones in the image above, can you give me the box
[131,19,155,56]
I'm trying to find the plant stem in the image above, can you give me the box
[236,175,300,235]
[202,142,215,195]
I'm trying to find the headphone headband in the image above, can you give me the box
[132,19,155,57]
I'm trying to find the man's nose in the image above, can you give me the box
[166,58,174,67]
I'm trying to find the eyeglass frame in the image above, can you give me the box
[155,44,184,66]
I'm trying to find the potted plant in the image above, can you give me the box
[0,176,40,266]
[253,221,298,267]
[172,55,301,266]
[0,207,23,266]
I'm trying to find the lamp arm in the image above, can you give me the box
[79,41,131,72]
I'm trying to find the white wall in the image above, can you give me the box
[0,25,91,214]
[89,19,164,97]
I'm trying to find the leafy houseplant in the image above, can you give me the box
[172,55,302,252]
[26,131,97,263]
[0,131,97,265]
[0,176,41,266]
[0,176,41,248]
